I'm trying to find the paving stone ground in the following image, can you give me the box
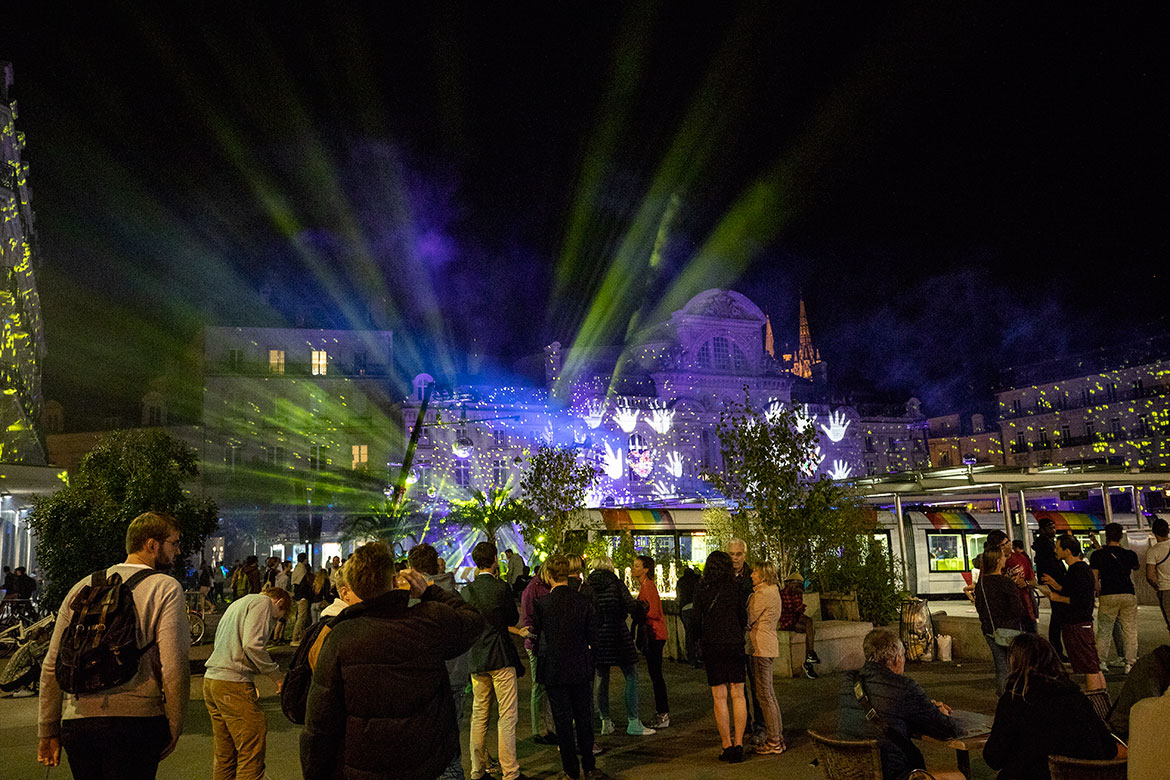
[1,602,1163,780]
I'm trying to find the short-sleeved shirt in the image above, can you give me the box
[1089,545,1139,596]
[1146,539,1170,591]
[1004,551,1037,620]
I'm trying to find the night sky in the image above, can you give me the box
[3,2,1166,421]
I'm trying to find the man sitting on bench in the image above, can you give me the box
[779,572,819,678]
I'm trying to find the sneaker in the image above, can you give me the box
[718,746,734,762]
[649,713,670,729]
[755,740,787,755]
[591,742,604,756]
[1100,661,1110,673]
[807,650,822,664]
[627,720,656,736]
[11,688,35,698]
[803,659,819,679]
[1125,663,1134,675]
[728,745,745,763]
[599,717,615,735]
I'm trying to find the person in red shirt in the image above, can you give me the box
[633,555,670,729]
[1005,538,1039,633]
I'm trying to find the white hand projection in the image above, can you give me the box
[820,410,852,443]
[648,405,675,435]
[664,450,684,478]
[603,441,625,480]
[828,459,854,480]
[581,398,605,429]
[614,405,640,433]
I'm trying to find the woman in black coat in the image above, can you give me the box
[585,557,656,736]
[692,550,749,763]
[983,633,1123,780]
[973,546,1027,696]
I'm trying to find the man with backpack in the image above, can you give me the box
[203,585,291,780]
[36,511,191,777]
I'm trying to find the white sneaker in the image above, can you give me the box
[1124,663,1134,675]
[599,717,614,735]
[627,720,656,736]
[649,713,670,729]
[1099,661,1110,673]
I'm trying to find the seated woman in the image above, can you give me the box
[983,633,1124,780]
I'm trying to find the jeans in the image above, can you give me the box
[750,656,783,746]
[527,647,554,736]
[203,678,268,780]
[984,635,1011,697]
[439,684,467,780]
[60,715,171,780]
[645,638,669,714]
[1096,593,1138,665]
[548,682,596,779]
[743,657,765,733]
[595,663,639,722]
[470,667,519,780]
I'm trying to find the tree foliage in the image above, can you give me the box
[703,393,904,624]
[518,445,598,557]
[340,499,430,555]
[448,485,535,549]
[29,430,220,609]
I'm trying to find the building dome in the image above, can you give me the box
[677,289,767,323]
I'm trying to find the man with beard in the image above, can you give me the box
[37,511,191,777]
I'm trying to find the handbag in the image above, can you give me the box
[980,578,1022,647]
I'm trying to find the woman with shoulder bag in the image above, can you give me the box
[974,546,1027,696]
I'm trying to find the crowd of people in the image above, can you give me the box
[29,509,1170,780]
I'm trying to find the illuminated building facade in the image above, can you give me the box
[856,398,931,476]
[0,63,46,465]
[996,348,1170,470]
[401,290,873,508]
[926,412,1006,468]
[201,326,399,563]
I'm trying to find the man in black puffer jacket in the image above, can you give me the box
[301,542,484,780]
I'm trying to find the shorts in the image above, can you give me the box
[1061,622,1100,674]
[702,643,746,687]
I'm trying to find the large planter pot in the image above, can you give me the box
[820,591,861,621]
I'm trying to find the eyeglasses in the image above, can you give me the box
[158,537,181,548]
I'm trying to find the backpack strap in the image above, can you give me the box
[123,568,165,590]
[851,673,927,769]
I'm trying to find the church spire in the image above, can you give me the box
[764,315,775,358]
[792,297,821,379]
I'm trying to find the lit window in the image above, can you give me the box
[492,458,508,488]
[269,349,285,374]
[312,350,328,376]
[352,444,367,470]
[454,459,470,488]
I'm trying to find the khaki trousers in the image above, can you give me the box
[203,678,268,780]
[1095,592,1138,665]
[470,666,519,780]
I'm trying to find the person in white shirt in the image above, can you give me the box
[1144,517,1170,633]
[203,587,291,780]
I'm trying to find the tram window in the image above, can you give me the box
[966,534,989,567]
[633,533,676,562]
[927,533,966,572]
[678,534,708,568]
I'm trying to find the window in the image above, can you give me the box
[1061,424,1071,440]
[493,429,507,448]
[887,437,896,452]
[266,446,286,467]
[865,436,875,453]
[1132,379,1144,398]
[927,533,966,572]
[1058,394,1068,410]
[1107,383,1118,402]
[454,459,470,488]
[1081,388,1091,406]
[939,452,951,467]
[416,465,432,491]
[1011,399,1022,416]
[865,461,877,476]
[695,342,712,369]
[147,404,163,426]
[965,534,989,567]
[1038,428,1048,446]
[351,444,368,470]
[312,350,328,376]
[308,443,321,470]
[1138,415,1150,436]
[354,352,367,374]
[492,458,508,488]
[712,337,731,371]
[228,348,243,371]
[224,444,240,470]
[629,432,646,450]
[1085,422,1095,438]
[1110,418,1122,436]
[1016,433,1027,449]
[913,439,923,452]
[732,343,748,372]
[1035,398,1044,413]
[269,349,285,374]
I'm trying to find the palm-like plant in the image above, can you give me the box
[447,485,534,548]
[341,499,430,554]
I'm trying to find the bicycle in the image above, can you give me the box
[185,592,207,646]
[0,611,55,657]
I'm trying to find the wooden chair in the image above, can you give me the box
[808,729,883,780]
[1048,754,1127,780]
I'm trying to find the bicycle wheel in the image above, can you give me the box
[188,612,206,646]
